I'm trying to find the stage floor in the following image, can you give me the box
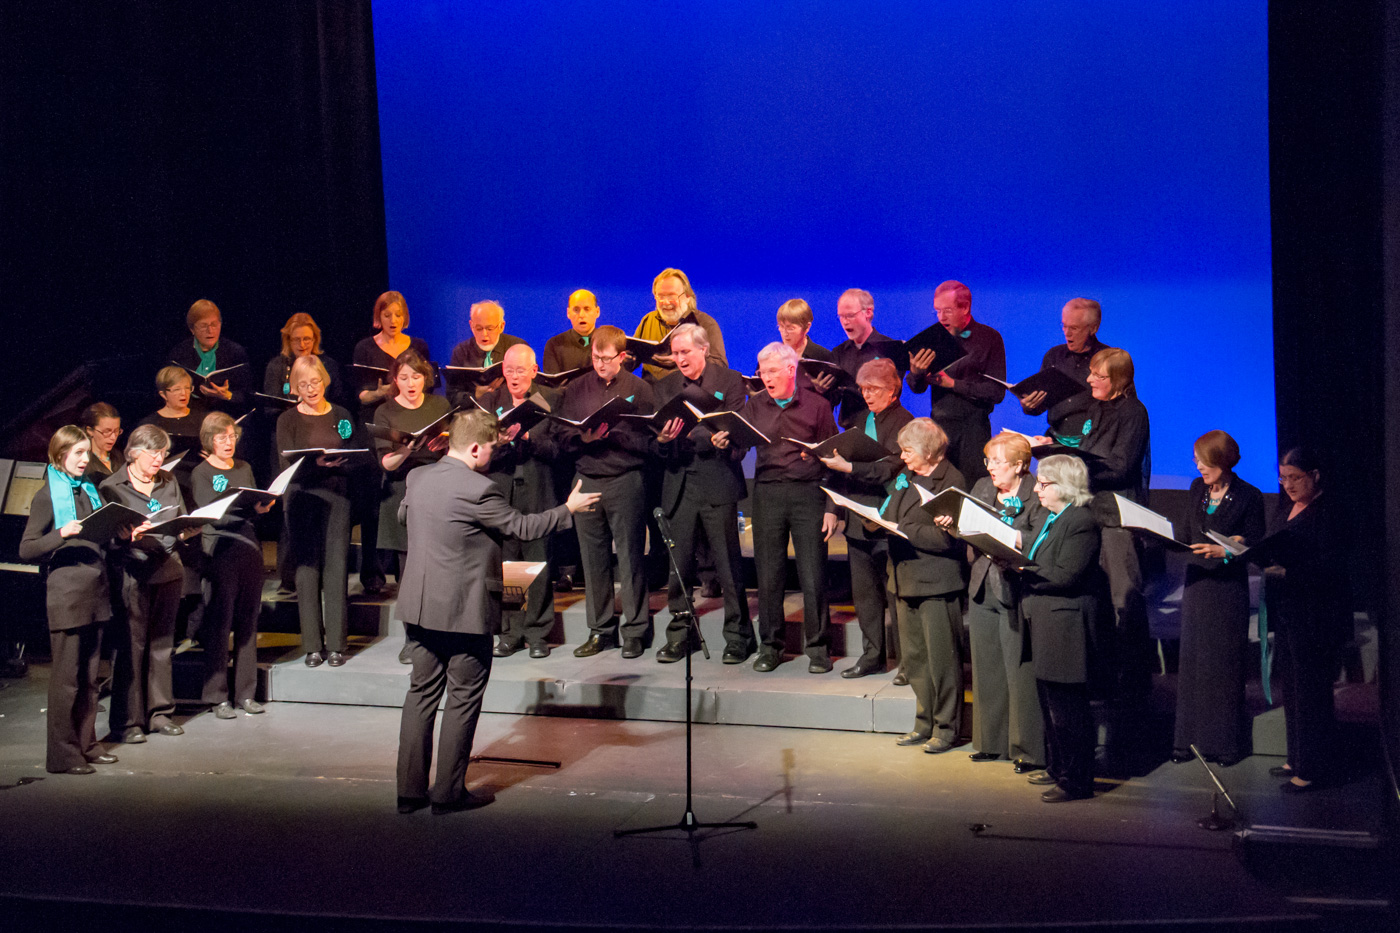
[0,662,1392,932]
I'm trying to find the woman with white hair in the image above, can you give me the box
[1014,454,1105,802]
[884,418,968,753]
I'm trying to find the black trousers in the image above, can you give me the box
[287,486,351,654]
[752,481,830,659]
[396,624,492,805]
[664,496,754,649]
[500,532,554,648]
[47,622,103,771]
[968,593,1044,763]
[111,571,181,732]
[896,593,963,743]
[1275,621,1340,783]
[573,472,650,640]
[846,535,890,665]
[1037,678,1095,796]
[200,538,263,705]
[354,471,385,589]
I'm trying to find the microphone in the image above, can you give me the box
[652,507,676,550]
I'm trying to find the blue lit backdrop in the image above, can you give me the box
[374,0,1273,488]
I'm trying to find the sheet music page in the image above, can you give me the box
[821,487,908,539]
[1205,529,1247,556]
[1113,493,1175,540]
[958,498,1018,548]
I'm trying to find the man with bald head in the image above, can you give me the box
[543,289,602,375]
[906,280,1006,484]
[481,344,563,658]
[449,300,525,405]
[1020,298,1111,438]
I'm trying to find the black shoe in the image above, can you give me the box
[554,573,575,593]
[808,656,833,674]
[655,641,690,663]
[493,638,523,658]
[60,764,97,775]
[155,723,184,737]
[573,633,616,657]
[1170,749,1193,764]
[1042,786,1093,803]
[120,727,147,744]
[969,752,1000,762]
[240,699,265,715]
[88,753,118,765]
[1027,771,1058,786]
[891,670,909,686]
[362,580,386,598]
[922,738,956,754]
[1280,778,1321,794]
[1268,764,1294,778]
[398,643,413,664]
[397,796,429,814]
[620,638,645,659]
[431,790,495,814]
[722,643,752,664]
[752,650,781,672]
[304,651,324,668]
[1013,760,1044,774]
[528,644,551,659]
[895,732,930,747]
[327,651,347,667]
[841,659,882,679]
[699,579,723,599]
[213,702,238,720]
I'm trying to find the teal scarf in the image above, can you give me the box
[1257,594,1274,705]
[864,410,879,441]
[1027,506,1068,560]
[194,339,219,376]
[47,464,101,528]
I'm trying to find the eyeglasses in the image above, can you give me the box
[984,457,1013,467]
[1033,479,1055,489]
[502,367,534,377]
[92,427,122,439]
[296,378,324,390]
[1278,473,1311,485]
[592,352,621,363]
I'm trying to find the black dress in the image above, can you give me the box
[351,335,432,422]
[373,394,452,552]
[1173,476,1266,761]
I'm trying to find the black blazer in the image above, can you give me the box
[842,403,914,542]
[19,483,111,631]
[1019,503,1103,684]
[168,337,252,411]
[1252,493,1352,650]
[651,364,749,512]
[1078,394,1150,509]
[1182,475,1266,586]
[886,461,968,599]
[968,473,1045,617]
[483,382,562,515]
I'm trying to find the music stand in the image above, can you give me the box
[614,509,757,838]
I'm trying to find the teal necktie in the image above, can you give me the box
[864,411,878,441]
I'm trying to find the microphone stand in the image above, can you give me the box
[614,508,757,838]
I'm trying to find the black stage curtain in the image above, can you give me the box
[0,1,387,414]
[1271,0,1397,821]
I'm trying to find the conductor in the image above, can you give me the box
[395,410,600,814]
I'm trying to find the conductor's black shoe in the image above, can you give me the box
[1207,754,1242,767]
[88,753,118,765]
[398,643,413,664]
[1170,749,1193,764]
[432,790,495,814]
[304,652,324,668]
[59,764,97,775]
[213,702,238,720]
[573,633,616,657]
[808,656,833,674]
[841,659,882,679]
[752,649,781,672]
[722,643,751,664]
[1027,771,1058,785]
[1041,786,1092,803]
[327,651,347,667]
[969,752,1001,762]
[397,796,429,814]
[620,638,645,659]
[493,638,523,658]
[655,641,690,663]
[120,727,147,744]
[528,644,551,659]
[1013,760,1044,774]
[895,732,930,746]
[891,670,909,686]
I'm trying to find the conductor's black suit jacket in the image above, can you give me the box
[397,456,573,636]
